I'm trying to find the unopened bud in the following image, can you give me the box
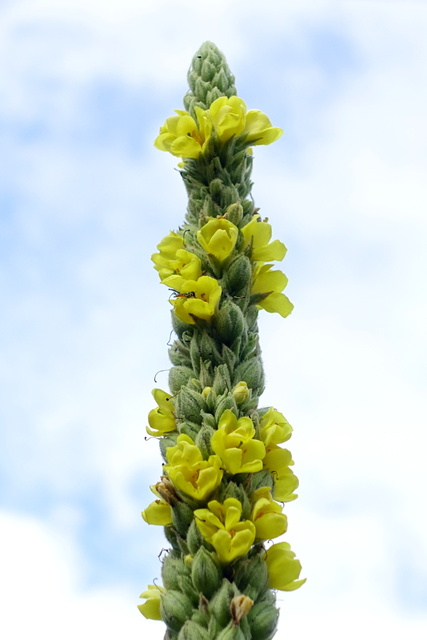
[169,366,196,395]
[216,622,247,640]
[195,425,215,459]
[199,332,222,364]
[212,364,232,395]
[161,553,191,591]
[187,520,206,556]
[214,300,245,345]
[233,553,269,601]
[172,501,194,537]
[161,590,194,633]
[233,357,264,395]
[225,254,252,296]
[177,620,207,640]
[191,547,222,599]
[175,388,205,424]
[247,602,279,640]
[224,202,243,226]
[232,381,250,404]
[208,579,237,628]
[214,396,238,423]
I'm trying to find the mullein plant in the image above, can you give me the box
[139,42,305,640]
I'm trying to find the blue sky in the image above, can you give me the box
[1,0,427,638]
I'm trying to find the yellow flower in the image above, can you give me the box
[146,389,176,437]
[241,215,287,262]
[259,408,293,447]
[208,96,247,142]
[263,446,299,502]
[170,275,222,324]
[137,584,165,620]
[252,263,293,318]
[141,494,172,526]
[250,487,287,540]
[164,434,223,501]
[194,498,256,563]
[264,542,306,591]
[244,110,283,146]
[211,409,266,474]
[197,217,239,262]
[232,381,250,404]
[154,108,211,159]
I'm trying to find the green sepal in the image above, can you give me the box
[224,254,252,297]
[245,470,274,496]
[240,331,258,360]
[195,425,215,459]
[178,575,200,607]
[162,552,191,591]
[189,333,201,375]
[169,341,191,367]
[172,501,195,537]
[221,344,237,373]
[190,610,209,628]
[200,410,216,430]
[214,300,246,345]
[177,422,199,441]
[208,579,238,628]
[224,202,243,226]
[233,357,265,395]
[161,590,194,633]
[233,551,269,602]
[191,547,222,599]
[212,364,232,395]
[187,520,211,555]
[164,526,189,555]
[199,332,223,365]
[199,361,213,388]
[178,620,208,640]
[247,602,279,640]
[175,388,205,424]
[169,366,197,395]
[165,630,179,640]
[216,622,247,640]
[172,312,194,341]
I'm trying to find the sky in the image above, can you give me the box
[1,0,427,638]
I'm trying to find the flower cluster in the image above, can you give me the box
[139,42,304,640]
[154,96,283,159]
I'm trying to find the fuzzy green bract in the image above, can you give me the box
[140,41,305,640]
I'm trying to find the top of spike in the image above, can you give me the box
[183,41,237,119]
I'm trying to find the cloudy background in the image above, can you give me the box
[1,0,427,638]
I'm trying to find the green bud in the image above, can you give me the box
[208,579,238,628]
[191,547,222,599]
[191,610,209,628]
[221,344,237,372]
[216,622,247,640]
[187,520,209,555]
[247,602,279,640]
[233,357,265,395]
[172,501,195,537]
[175,388,205,424]
[199,361,213,388]
[212,364,231,395]
[189,334,201,375]
[177,422,199,441]
[199,332,222,365]
[201,387,217,412]
[195,425,215,459]
[224,254,252,297]
[178,575,199,606]
[162,553,191,591]
[245,306,259,331]
[169,366,197,396]
[165,630,179,640]
[161,590,194,633]
[214,395,238,423]
[224,202,243,226]
[178,620,207,640]
[172,313,194,341]
[163,525,181,553]
[214,300,246,345]
[169,341,191,367]
[233,552,269,601]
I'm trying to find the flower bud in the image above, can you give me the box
[233,552,269,601]
[177,620,207,640]
[161,590,194,633]
[172,501,195,537]
[247,602,279,640]
[175,388,205,424]
[208,579,237,628]
[172,312,194,340]
[224,202,243,226]
[199,332,222,364]
[232,381,250,404]
[195,425,215,459]
[224,254,252,297]
[214,396,238,423]
[187,520,208,556]
[215,300,246,345]
[191,547,222,599]
[169,366,197,396]
[212,364,232,395]
[161,553,191,591]
[155,476,179,505]
[216,622,247,640]
[233,357,265,395]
